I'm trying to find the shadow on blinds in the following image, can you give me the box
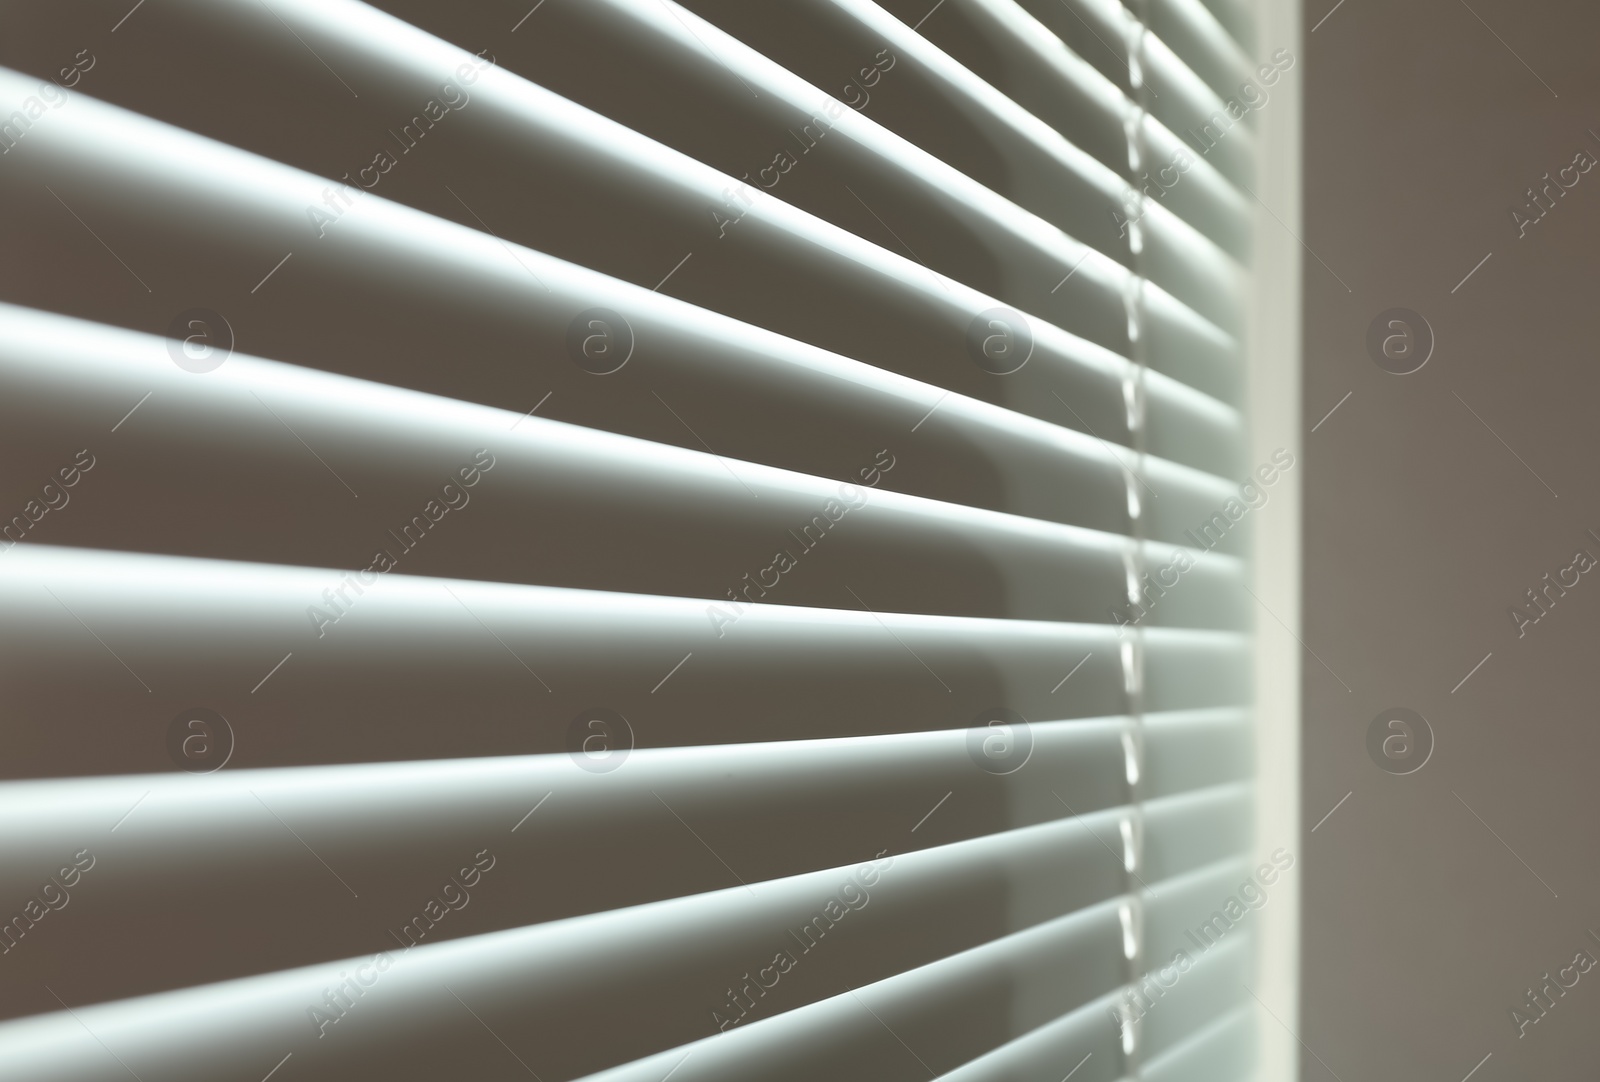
[0,0,1256,1077]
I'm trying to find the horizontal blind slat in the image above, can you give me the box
[574,833,1250,1082]
[1138,28,1257,188]
[0,720,1249,1016]
[872,0,1253,262]
[0,804,1211,1080]
[665,0,1246,342]
[1141,781,1252,882]
[0,0,1263,1073]
[0,545,1249,778]
[930,989,1126,1082]
[1008,0,1257,190]
[412,0,1252,401]
[1143,856,1268,959]
[576,903,1129,1082]
[0,61,1242,475]
[0,305,1250,559]
[1142,1004,1256,1082]
[0,319,1250,628]
[931,850,1266,1082]
[1134,936,1254,1065]
[1147,0,1259,105]
[1193,0,1258,57]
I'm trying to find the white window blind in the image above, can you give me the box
[0,0,1273,1078]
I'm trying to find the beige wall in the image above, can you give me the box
[1302,0,1600,1077]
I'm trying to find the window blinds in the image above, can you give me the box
[0,0,1267,1078]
